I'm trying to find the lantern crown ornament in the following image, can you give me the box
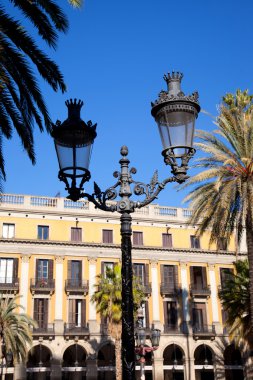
[52,99,97,201]
[151,71,200,182]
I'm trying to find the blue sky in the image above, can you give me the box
[4,0,253,206]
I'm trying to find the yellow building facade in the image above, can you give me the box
[0,194,248,380]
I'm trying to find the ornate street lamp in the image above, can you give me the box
[52,72,200,380]
[135,325,161,380]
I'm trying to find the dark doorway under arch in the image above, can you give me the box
[194,344,214,380]
[224,344,244,380]
[97,343,115,380]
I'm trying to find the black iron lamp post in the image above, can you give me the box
[52,72,200,380]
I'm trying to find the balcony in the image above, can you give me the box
[65,279,89,295]
[64,323,89,337]
[31,323,55,338]
[192,324,216,340]
[160,283,182,297]
[30,278,55,295]
[0,277,19,293]
[190,284,211,298]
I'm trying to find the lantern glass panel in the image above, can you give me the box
[151,329,161,347]
[136,329,146,346]
[157,110,196,156]
[55,141,92,175]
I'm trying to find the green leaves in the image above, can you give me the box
[219,260,251,346]
[0,295,37,362]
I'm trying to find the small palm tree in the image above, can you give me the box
[68,0,84,6]
[0,295,37,363]
[182,89,253,332]
[91,264,144,380]
[219,260,251,346]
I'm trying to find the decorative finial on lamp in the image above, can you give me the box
[65,98,84,118]
[163,71,184,96]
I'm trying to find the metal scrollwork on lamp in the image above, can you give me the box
[52,72,200,380]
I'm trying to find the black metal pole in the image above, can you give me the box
[120,212,135,380]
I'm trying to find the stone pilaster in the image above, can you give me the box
[88,257,99,333]
[54,256,64,320]
[19,255,30,312]
[208,264,222,334]
[150,260,162,330]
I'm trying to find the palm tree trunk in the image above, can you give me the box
[115,338,122,380]
[245,212,253,342]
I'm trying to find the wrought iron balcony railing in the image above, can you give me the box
[64,323,89,335]
[192,324,216,339]
[190,284,211,297]
[30,278,55,294]
[0,277,19,292]
[65,279,89,294]
[31,323,55,336]
[160,282,182,297]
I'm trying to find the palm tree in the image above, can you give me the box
[91,264,144,380]
[182,89,253,333]
[0,295,37,363]
[219,260,251,346]
[0,0,82,186]
[68,0,84,6]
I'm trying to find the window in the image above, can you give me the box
[133,263,145,285]
[138,301,149,329]
[35,259,53,282]
[190,266,207,289]
[102,229,113,244]
[162,233,172,248]
[133,231,143,246]
[192,302,207,331]
[68,299,86,327]
[71,227,82,242]
[37,225,49,240]
[37,259,48,279]
[34,299,48,329]
[217,237,228,251]
[2,224,15,239]
[102,262,114,278]
[67,260,82,286]
[0,258,18,284]
[165,301,178,327]
[220,267,233,288]
[190,235,200,249]
[162,265,177,287]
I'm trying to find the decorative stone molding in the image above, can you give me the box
[88,257,97,265]
[150,259,158,268]
[179,261,187,269]
[208,263,215,270]
[21,254,30,263]
[55,255,64,263]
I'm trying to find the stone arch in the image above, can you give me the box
[62,344,87,367]
[194,344,214,365]
[27,344,52,368]
[60,341,94,359]
[194,344,214,380]
[97,342,115,367]
[163,343,185,380]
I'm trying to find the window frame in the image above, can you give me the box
[71,227,82,242]
[133,231,144,246]
[102,229,113,244]
[162,233,173,248]
[2,223,15,239]
[190,235,200,249]
[37,225,49,240]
